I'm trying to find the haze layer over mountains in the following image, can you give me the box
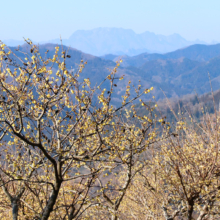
[3,27,207,56]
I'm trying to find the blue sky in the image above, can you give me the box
[1,0,220,42]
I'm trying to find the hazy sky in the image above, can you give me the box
[1,0,219,43]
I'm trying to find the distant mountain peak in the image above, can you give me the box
[2,27,207,56]
[65,28,207,56]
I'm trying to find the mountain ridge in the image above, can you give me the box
[2,27,208,56]
[5,42,220,105]
[108,43,220,68]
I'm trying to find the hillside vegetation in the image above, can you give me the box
[6,42,220,104]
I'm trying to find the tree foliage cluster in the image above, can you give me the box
[0,41,219,220]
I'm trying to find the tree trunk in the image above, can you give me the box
[111,213,118,220]
[187,201,194,220]
[11,198,19,220]
[41,181,62,220]
[68,206,75,220]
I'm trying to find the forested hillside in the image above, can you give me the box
[8,42,220,103]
